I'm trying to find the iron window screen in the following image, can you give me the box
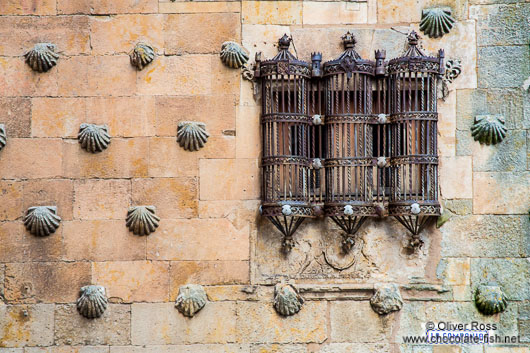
[255,31,444,252]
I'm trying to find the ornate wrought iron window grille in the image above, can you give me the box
[255,32,444,252]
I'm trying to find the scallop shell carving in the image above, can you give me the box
[0,124,6,151]
[175,284,207,317]
[130,43,156,70]
[78,123,111,153]
[419,8,455,38]
[126,206,160,236]
[475,283,508,315]
[77,285,108,319]
[23,206,61,237]
[273,284,304,316]
[24,43,59,73]
[220,41,249,69]
[471,115,507,145]
[177,121,209,152]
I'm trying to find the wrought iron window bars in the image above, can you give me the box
[255,31,444,252]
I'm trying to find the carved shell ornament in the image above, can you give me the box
[177,121,209,152]
[77,285,108,319]
[175,284,207,317]
[475,283,508,315]
[273,283,304,316]
[24,206,61,237]
[25,43,59,72]
[0,124,6,151]
[471,115,507,145]
[220,41,249,69]
[78,123,111,153]
[419,7,455,39]
[126,206,160,236]
[130,43,156,70]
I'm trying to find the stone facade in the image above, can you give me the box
[0,0,528,352]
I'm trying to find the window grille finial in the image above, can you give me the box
[341,31,356,49]
[278,34,291,50]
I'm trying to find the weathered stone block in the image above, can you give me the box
[0,181,23,220]
[86,97,157,137]
[147,219,249,261]
[160,1,241,14]
[31,97,85,138]
[236,105,260,159]
[165,13,240,55]
[54,304,131,345]
[455,130,473,156]
[90,15,164,55]
[131,302,237,344]
[478,46,530,88]
[0,304,54,347]
[0,221,64,262]
[199,159,259,201]
[471,258,530,301]
[23,179,74,221]
[56,0,91,14]
[137,56,212,96]
[473,172,529,214]
[441,215,526,257]
[63,138,149,178]
[302,2,368,25]
[169,261,249,300]
[0,138,62,179]
[242,1,302,25]
[5,262,91,303]
[211,54,241,97]
[25,347,110,353]
[250,345,306,353]
[58,56,136,96]
[0,98,31,137]
[236,301,327,343]
[198,200,259,230]
[0,57,58,97]
[148,137,199,178]
[91,0,158,14]
[132,177,198,219]
[73,179,130,220]
[318,343,393,353]
[155,95,237,137]
[0,0,56,15]
[484,347,530,353]
[471,3,530,46]
[0,16,89,56]
[472,130,526,172]
[443,199,472,215]
[331,301,387,342]
[436,258,470,285]
[439,156,473,199]
[63,220,145,261]
[111,345,250,353]
[92,261,169,303]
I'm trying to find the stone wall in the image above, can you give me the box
[0,0,528,352]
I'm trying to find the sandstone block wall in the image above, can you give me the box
[0,0,528,352]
